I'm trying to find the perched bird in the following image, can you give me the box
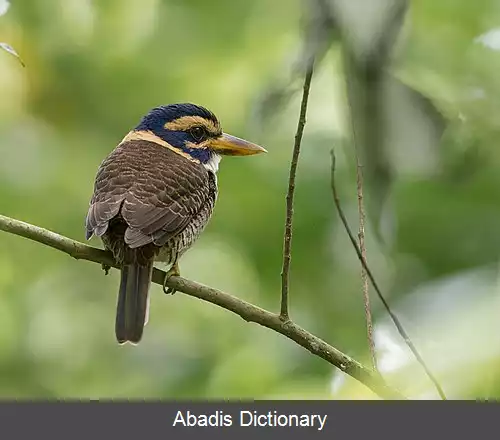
[85,103,266,345]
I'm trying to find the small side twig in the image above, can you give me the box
[355,158,376,370]
[330,151,447,400]
[280,61,315,320]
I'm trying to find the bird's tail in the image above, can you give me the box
[115,261,153,345]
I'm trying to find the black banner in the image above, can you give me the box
[0,401,494,439]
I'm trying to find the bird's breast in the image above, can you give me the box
[156,171,218,264]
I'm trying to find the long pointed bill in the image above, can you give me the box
[209,133,267,156]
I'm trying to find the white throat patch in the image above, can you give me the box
[203,153,221,174]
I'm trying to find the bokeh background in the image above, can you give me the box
[1,0,500,399]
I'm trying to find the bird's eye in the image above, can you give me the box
[189,126,206,141]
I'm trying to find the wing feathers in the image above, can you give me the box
[85,196,124,239]
[85,141,209,249]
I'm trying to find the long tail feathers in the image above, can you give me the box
[115,262,153,345]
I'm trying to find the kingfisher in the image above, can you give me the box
[85,103,266,345]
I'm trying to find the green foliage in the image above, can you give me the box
[1,0,500,399]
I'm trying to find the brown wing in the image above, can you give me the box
[85,139,210,249]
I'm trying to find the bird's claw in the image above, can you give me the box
[163,262,180,295]
[101,264,111,275]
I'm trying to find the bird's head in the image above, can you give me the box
[131,103,266,172]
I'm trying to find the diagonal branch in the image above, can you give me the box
[329,153,447,400]
[0,213,404,400]
[280,61,315,320]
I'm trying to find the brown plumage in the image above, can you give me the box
[86,139,215,343]
[85,104,266,345]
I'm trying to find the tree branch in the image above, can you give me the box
[355,157,376,370]
[329,153,447,400]
[280,61,314,320]
[0,213,404,399]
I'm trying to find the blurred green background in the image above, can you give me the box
[1,0,500,399]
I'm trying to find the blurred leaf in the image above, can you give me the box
[474,28,500,51]
[251,0,339,131]
[0,42,25,67]
[0,0,9,17]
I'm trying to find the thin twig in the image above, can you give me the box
[329,152,447,400]
[0,213,405,399]
[343,45,377,370]
[355,158,376,369]
[280,61,315,320]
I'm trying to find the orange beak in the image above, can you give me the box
[209,133,267,156]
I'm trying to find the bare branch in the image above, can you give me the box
[355,158,377,369]
[0,213,404,400]
[280,61,315,321]
[329,152,447,400]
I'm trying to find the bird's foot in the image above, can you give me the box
[101,263,111,275]
[163,262,180,295]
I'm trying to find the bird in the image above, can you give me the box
[85,103,266,345]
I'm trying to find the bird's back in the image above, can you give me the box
[87,139,217,265]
